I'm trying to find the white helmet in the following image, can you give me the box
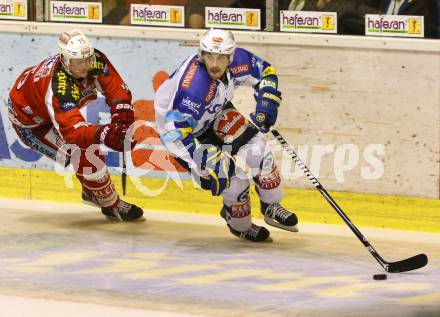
[198,28,236,63]
[58,29,94,73]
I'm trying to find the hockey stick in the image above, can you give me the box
[122,151,127,196]
[270,128,428,273]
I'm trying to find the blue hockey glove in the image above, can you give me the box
[250,86,282,133]
[196,145,235,196]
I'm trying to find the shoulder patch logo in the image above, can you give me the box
[181,61,199,89]
[230,64,250,75]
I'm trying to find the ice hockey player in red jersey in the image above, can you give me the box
[8,29,143,221]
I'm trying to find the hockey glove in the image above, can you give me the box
[196,145,236,196]
[95,123,130,152]
[250,86,282,133]
[111,103,134,126]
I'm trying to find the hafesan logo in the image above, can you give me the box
[205,7,260,30]
[131,4,185,27]
[365,14,424,37]
[280,10,338,34]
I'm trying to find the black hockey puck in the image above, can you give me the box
[373,274,387,280]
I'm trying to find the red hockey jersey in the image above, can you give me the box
[8,49,132,149]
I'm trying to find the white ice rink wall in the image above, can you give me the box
[0,21,439,200]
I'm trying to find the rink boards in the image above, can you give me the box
[0,167,439,233]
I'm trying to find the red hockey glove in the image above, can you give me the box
[111,103,134,126]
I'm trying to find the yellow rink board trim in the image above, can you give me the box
[0,167,439,233]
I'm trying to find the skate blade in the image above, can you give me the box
[264,216,299,232]
[105,215,146,222]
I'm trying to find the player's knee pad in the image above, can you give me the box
[253,152,282,190]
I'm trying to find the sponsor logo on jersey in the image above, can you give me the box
[230,201,251,218]
[219,114,242,136]
[230,64,249,75]
[56,71,68,96]
[256,165,281,190]
[115,103,133,111]
[60,101,77,112]
[71,83,81,101]
[91,60,105,70]
[259,78,277,89]
[205,81,217,103]
[181,61,199,89]
[181,97,201,116]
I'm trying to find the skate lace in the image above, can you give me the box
[273,204,291,221]
[115,200,132,215]
[242,224,260,239]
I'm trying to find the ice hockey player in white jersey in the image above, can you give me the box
[154,28,298,242]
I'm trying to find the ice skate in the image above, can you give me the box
[101,199,145,222]
[220,207,271,242]
[261,202,298,232]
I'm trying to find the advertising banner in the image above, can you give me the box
[50,1,102,23]
[0,0,27,20]
[131,4,184,27]
[365,14,424,38]
[205,7,260,30]
[280,10,337,34]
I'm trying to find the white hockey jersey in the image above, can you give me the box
[154,48,277,170]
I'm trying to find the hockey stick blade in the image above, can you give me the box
[386,253,428,273]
